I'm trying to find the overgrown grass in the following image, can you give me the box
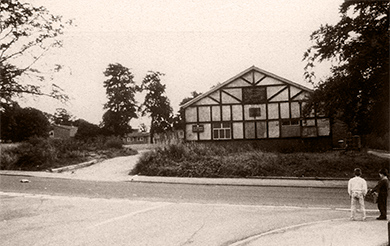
[130,143,389,179]
[1,136,138,171]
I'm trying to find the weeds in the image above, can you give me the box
[1,136,137,171]
[130,143,389,179]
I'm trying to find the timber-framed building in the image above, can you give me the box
[181,66,332,150]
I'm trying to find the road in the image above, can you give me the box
[0,174,380,209]
[0,174,385,246]
[1,147,388,246]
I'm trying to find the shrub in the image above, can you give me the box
[104,137,123,149]
[130,143,389,179]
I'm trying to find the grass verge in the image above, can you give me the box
[130,143,389,179]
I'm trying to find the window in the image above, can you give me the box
[281,120,301,137]
[249,107,261,117]
[213,122,231,140]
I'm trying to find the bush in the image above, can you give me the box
[130,143,389,179]
[104,137,123,149]
[1,136,136,171]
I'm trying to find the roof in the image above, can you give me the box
[181,66,313,109]
[52,124,78,130]
[125,132,150,137]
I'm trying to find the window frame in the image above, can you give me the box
[212,122,232,140]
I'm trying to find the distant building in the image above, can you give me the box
[123,130,151,144]
[180,66,332,150]
[49,125,78,139]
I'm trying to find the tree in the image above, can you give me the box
[303,1,389,137]
[0,0,72,107]
[74,119,102,140]
[0,103,50,142]
[101,63,138,136]
[173,91,201,130]
[53,108,74,126]
[139,123,148,132]
[140,71,173,143]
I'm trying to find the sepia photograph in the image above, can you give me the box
[1,0,389,245]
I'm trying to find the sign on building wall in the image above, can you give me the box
[242,87,266,104]
[192,124,204,132]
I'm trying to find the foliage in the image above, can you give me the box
[130,143,389,178]
[104,136,123,149]
[0,136,137,171]
[53,108,75,126]
[172,91,201,130]
[74,119,103,139]
[140,71,173,142]
[303,1,389,137]
[102,63,138,136]
[0,103,50,142]
[0,0,72,106]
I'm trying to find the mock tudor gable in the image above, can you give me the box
[181,66,331,142]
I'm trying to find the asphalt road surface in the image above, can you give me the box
[0,174,379,208]
[0,175,383,246]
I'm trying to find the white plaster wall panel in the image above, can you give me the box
[244,104,266,120]
[185,107,197,123]
[317,119,330,136]
[225,78,251,87]
[256,121,267,138]
[209,91,220,103]
[232,105,243,121]
[254,71,266,83]
[303,119,316,126]
[280,102,289,119]
[267,103,279,119]
[198,106,211,122]
[267,86,285,99]
[233,122,244,139]
[268,121,280,138]
[242,72,254,83]
[211,105,221,121]
[290,86,302,98]
[291,102,300,118]
[245,122,256,138]
[222,92,240,104]
[222,88,242,101]
[186,124,198,140]
[194,97,219,105]
[258,77,283,86]
[222,105,231,121]
[199,123,212,140]
[269,88,289,102]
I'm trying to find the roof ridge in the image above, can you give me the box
[181,66,312,109]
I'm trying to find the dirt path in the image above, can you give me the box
[67,149,149,181]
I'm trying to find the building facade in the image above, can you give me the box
[49,125,78,139]
[123,131,151,144]
[181,66,331,147]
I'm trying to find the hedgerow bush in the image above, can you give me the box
[1,136,136,171]
[130,143,389,179]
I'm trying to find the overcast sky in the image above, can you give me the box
[22,0,343,127]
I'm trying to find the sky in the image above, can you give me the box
[20,0,343,127]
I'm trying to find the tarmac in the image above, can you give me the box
[0,149,389,246]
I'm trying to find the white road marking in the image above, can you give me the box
[86,203,170,229]
[0,191,377,212]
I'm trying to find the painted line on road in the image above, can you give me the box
[86,203,171,229]
[0,191,378,213]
